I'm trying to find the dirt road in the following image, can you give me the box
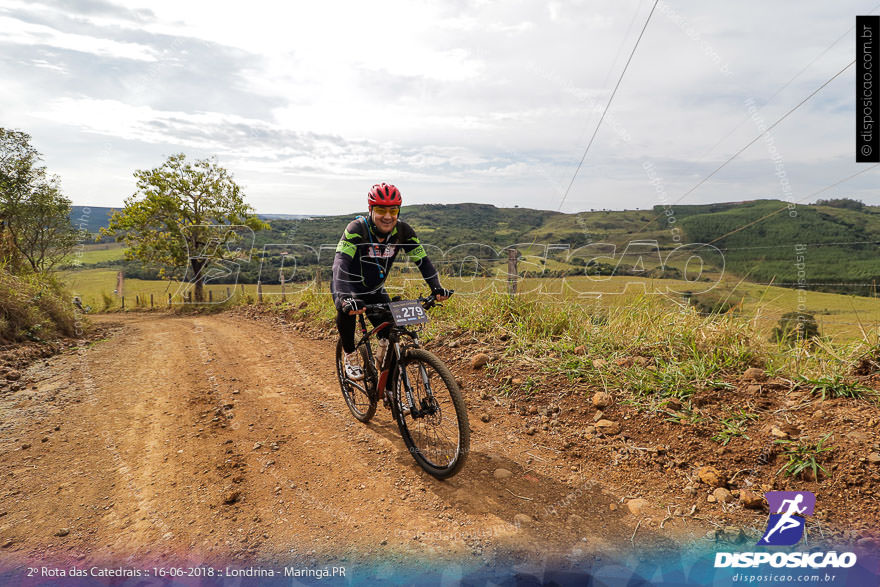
[0,312,698,568]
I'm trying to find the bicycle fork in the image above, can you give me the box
[394,350,437,419]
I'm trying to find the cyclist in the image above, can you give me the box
[332,182,451,380]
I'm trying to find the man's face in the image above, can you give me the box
[370,205,399,234]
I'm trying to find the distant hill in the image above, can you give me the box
[69,206,310,234]
[676,199,880,295]
[70,206,118,233]
[258,213,312,220]
[68,199,880,296]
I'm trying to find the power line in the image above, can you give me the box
[631,58,857,237]
[702,0,880,160]
[676,59,855,205]
[601,0,645,88]
[557,0,659,212]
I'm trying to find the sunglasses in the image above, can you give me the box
[372,206,400,217]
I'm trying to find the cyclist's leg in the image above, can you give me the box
[332,284,359,354]
[361,290,393,390]
[336,308,357,354]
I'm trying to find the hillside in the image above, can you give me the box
[67,199,880,295]
[69,206,311,234]
[679,199,880,294]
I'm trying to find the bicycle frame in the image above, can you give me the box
[337,291,468,478]
[355,312,433,417]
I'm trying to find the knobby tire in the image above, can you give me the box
[393,349,470,478]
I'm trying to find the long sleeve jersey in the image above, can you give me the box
[331,217,442,300]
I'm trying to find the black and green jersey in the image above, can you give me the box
[331,217,441,303]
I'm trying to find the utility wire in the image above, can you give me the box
[557,0,658,211]
[602,0,645,89]
[701,23,864,160]
[676,59,854,205]
[631,58,857,236]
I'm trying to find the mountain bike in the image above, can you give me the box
[335,292,470,478]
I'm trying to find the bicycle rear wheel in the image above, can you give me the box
[336,338,377,423]
[393,349,469,478]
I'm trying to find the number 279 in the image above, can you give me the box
[401,306,423,318]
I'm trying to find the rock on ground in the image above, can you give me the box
[739,490,764,509]
[697,466,727,488]
[595,419,621,435]
[626,498,649,516]
[743,367,767,382]
[470,353,491,369]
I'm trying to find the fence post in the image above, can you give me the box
[315,266,322,292]
[150,294,154,309]
[121,296,125,309]
[209,290,213,303]
[507,248,518,296]
[227,287,231,299]
[168,293,172,306]
[258,281,263,304]
[136,295,140,306]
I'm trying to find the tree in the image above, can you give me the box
[0,128,80,272]
[103,153,268,302]
[814,197,865,211]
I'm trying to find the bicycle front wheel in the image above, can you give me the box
[393,349,470,478]
[336,338,377,423]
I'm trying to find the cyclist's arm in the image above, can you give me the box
[332,220,366,297]
[399,225,442,292]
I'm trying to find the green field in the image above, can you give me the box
[66,242,126,265]
[61,268,321,310]
[59,269,880,341]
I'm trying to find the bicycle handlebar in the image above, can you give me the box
[359,290,454,312]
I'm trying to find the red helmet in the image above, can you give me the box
[367,183,402,207]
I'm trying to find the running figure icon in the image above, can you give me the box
[758,491,816,546]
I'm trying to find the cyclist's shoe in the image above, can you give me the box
[343,352,364,381]
[401,405,411,417]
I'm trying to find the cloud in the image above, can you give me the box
[0,14,157,61]
[1,0,877,214]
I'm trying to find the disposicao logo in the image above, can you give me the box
[759,491,815,546]
[714,491,858,569]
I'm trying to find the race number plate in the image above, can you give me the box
[389,300,429,326]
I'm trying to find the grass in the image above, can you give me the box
[665,408,706,426]
[798,375,876,401]
[56,265,880,340]
[57,269,317,311]
[0,270,76,343]
[776,434,834,479]
[62,242,126,266]
[712,409,759,445]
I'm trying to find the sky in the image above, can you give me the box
[0,0,878,215]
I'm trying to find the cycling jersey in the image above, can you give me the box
[331,216,441,305]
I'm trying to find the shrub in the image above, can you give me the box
[771,311,820,344]
[0,270,77,342]
[101,291,114,312]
